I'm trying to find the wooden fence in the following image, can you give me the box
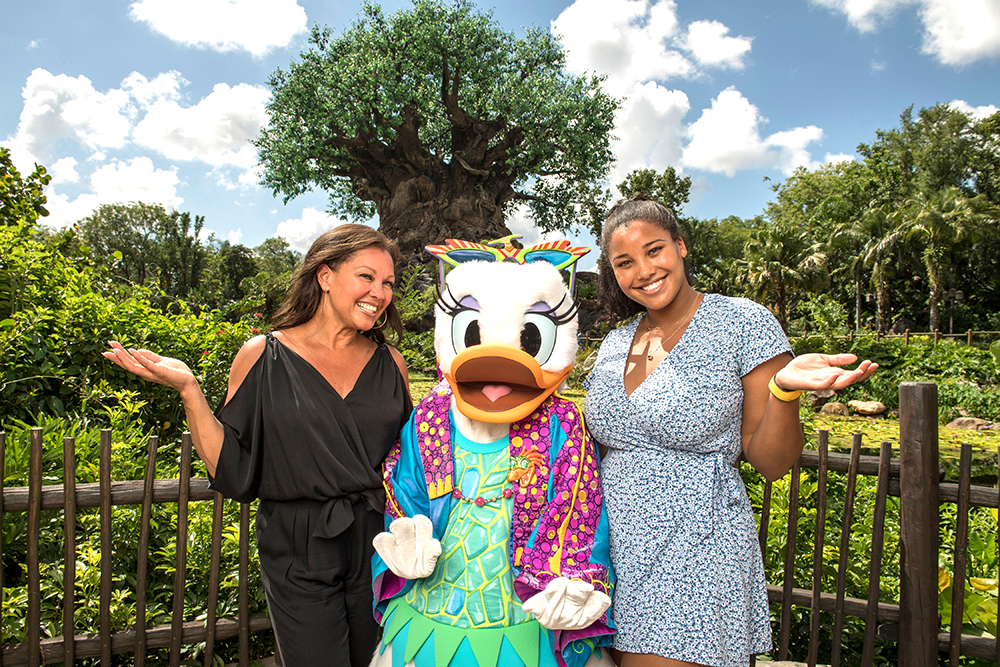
[1,381,997,665]
[1,432,270,666]
[580,329,1000,348]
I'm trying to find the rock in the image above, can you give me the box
[946,417,994,430]
[890,317,918,335]
[808,388,836,409]
[848,400,887,416]
[821,402,849,416]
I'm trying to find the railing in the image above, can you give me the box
[839,329,1000,347]
[748,381,998,666]
[579,329,1000,348]
[2,381,996,665]
[1,431,271,666]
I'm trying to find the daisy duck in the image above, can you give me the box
[370,236,615,667]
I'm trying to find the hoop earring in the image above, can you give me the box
[374,311,388,329]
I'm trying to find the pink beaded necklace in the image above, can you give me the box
[449,450,546,507]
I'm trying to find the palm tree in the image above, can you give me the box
[736,224,827,331]
[883,187,998,332]
[859,206,900,333]
[824,198,875,332]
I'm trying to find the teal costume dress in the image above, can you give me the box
[372,382,615,667]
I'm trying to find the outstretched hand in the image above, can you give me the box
[774,353,878,393]
[102,341,199,395]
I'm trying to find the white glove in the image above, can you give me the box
[521,577,611,631]
[372,515,442,580]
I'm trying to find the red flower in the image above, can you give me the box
[254,312,262,317]
[252,328,260,334]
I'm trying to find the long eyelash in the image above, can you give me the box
[435,285,464,317]
[535,295,579,326]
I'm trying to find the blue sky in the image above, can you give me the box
[2,0,998,269]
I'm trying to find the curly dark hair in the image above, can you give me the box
[270,223,404,345]
[598,194,687,321]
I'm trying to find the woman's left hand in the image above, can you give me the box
[773,353,878,393]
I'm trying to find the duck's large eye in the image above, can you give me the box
[452,308,481,354]
[521,313,557,365]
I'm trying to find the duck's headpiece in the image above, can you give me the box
[427,236,590,424]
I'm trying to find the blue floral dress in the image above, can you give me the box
[583,294,789,667]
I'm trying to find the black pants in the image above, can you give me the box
[256,498,383,667]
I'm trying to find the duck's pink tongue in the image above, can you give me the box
[482,384,512,403]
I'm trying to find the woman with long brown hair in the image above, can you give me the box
[584,196,876,667]
[104,223,411,667]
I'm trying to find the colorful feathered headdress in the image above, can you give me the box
[425,234,590,295]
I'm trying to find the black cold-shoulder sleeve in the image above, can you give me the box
[209,347,268,503]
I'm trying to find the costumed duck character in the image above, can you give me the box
[371,236,615,667]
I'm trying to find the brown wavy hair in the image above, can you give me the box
[270,223,404,345]
[598,194,687,321]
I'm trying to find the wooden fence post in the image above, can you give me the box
[898,382,939,667]
[905,329,910,345]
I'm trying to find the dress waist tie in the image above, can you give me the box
[694,452,745,539]
[262,489,385,539]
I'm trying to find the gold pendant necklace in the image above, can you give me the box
[643,294,701,361]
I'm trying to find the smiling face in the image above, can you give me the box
[608,219,689,313]
[319,246,395,331]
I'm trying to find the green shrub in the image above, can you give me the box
[1,223,254,432]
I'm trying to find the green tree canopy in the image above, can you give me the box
[0,146,50,228]
[78,202,208,299]
[255,0,618,261]
[617,167,691,218]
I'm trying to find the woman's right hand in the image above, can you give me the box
[103,341,199,396]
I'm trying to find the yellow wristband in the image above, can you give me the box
[769,375,803,402]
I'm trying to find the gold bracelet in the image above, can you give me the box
[769,375,803,402]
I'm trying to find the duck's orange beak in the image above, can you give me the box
[443,344,572,424]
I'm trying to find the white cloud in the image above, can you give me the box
[6,68,131,165]
[43,191,103,229]
[238,166,263,188]
[129,0,308,57]
[824,152,856,164]
[89,157,182,205]
[121,71,187,110]
[227,229,244,244]
[28,39,44,50]
[553,0,694,96]
[949,99,1000,120]
[681,87,823,176]
[610,82,690,183]
[920,0,1000,65]
[812,0,1000,65]
[276,207,343,252]
[809,0,914,32]
[555,0,823,181]
[553,0,753,95]
[133,82,268,168]
[42,157,183,228]
[50,157,79,184]
[506,205,565,247]
[680,20,753,69]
